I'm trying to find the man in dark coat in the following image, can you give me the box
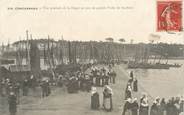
[8,92,17,115]
[84,74,92,92]
[130,71,134,79]
[40,81,47,98]
[112,71,116,84]
[133,78,138,92]
[91,69,97,85]
[29,75,37,90]
[101,71,106,87]
[0,79,6,96]
[67,77,76,93]
[14,82,20,104]
[46,80,51,96]
[104,74,110,85]
[22,79,29,96]
[96,71,101,87]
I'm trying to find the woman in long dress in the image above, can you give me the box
[131,98,139,115]
[139,93,149,115]
[103,85,113,112]
[91,87,100,110]
[160,98,166,115]
[150,101,158,115]
[8,92,17,115]
[122,98,132,115]
[125,85,132,100]
[96,71,101,86]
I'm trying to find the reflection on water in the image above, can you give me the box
[126,60,184,99]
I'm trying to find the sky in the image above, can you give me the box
[0,0,184,44]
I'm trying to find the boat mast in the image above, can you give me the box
[26,30,30,65]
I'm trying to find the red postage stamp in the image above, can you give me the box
[157,0,182,32]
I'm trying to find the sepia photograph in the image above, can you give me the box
[0,0,184,115]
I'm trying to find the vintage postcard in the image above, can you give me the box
[0,0,184,115]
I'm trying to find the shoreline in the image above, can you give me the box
[115,64,155,101]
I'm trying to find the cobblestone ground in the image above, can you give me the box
[0,64,143,115]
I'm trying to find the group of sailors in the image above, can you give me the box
[90,65,117,86]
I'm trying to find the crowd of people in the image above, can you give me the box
[122,71,184,115]
[57,64,116,112]
[90,65,117,86]
[0,75,38,115]
[0,63,117,115]
[2,63,184,115]
[89,65,117,112]
[56,64,117,93]
[123,93,184,115]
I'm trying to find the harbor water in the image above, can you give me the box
[126,59,184,99]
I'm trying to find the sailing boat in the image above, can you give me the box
[128,43,170,69]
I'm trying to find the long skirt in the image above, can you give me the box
[133,82,138,92]
[124,110,132,115]
[132,109,138,115]
[9,103,17,114]
[91,93,100,109]
[150,110,158,115]
[139,107,149,115]
[103,97,113,112]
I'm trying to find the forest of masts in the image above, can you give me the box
[1,31,184,70]
[0,31,129,69]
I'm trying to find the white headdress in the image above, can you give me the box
[104,85,113,95]
[91,87,97,95]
